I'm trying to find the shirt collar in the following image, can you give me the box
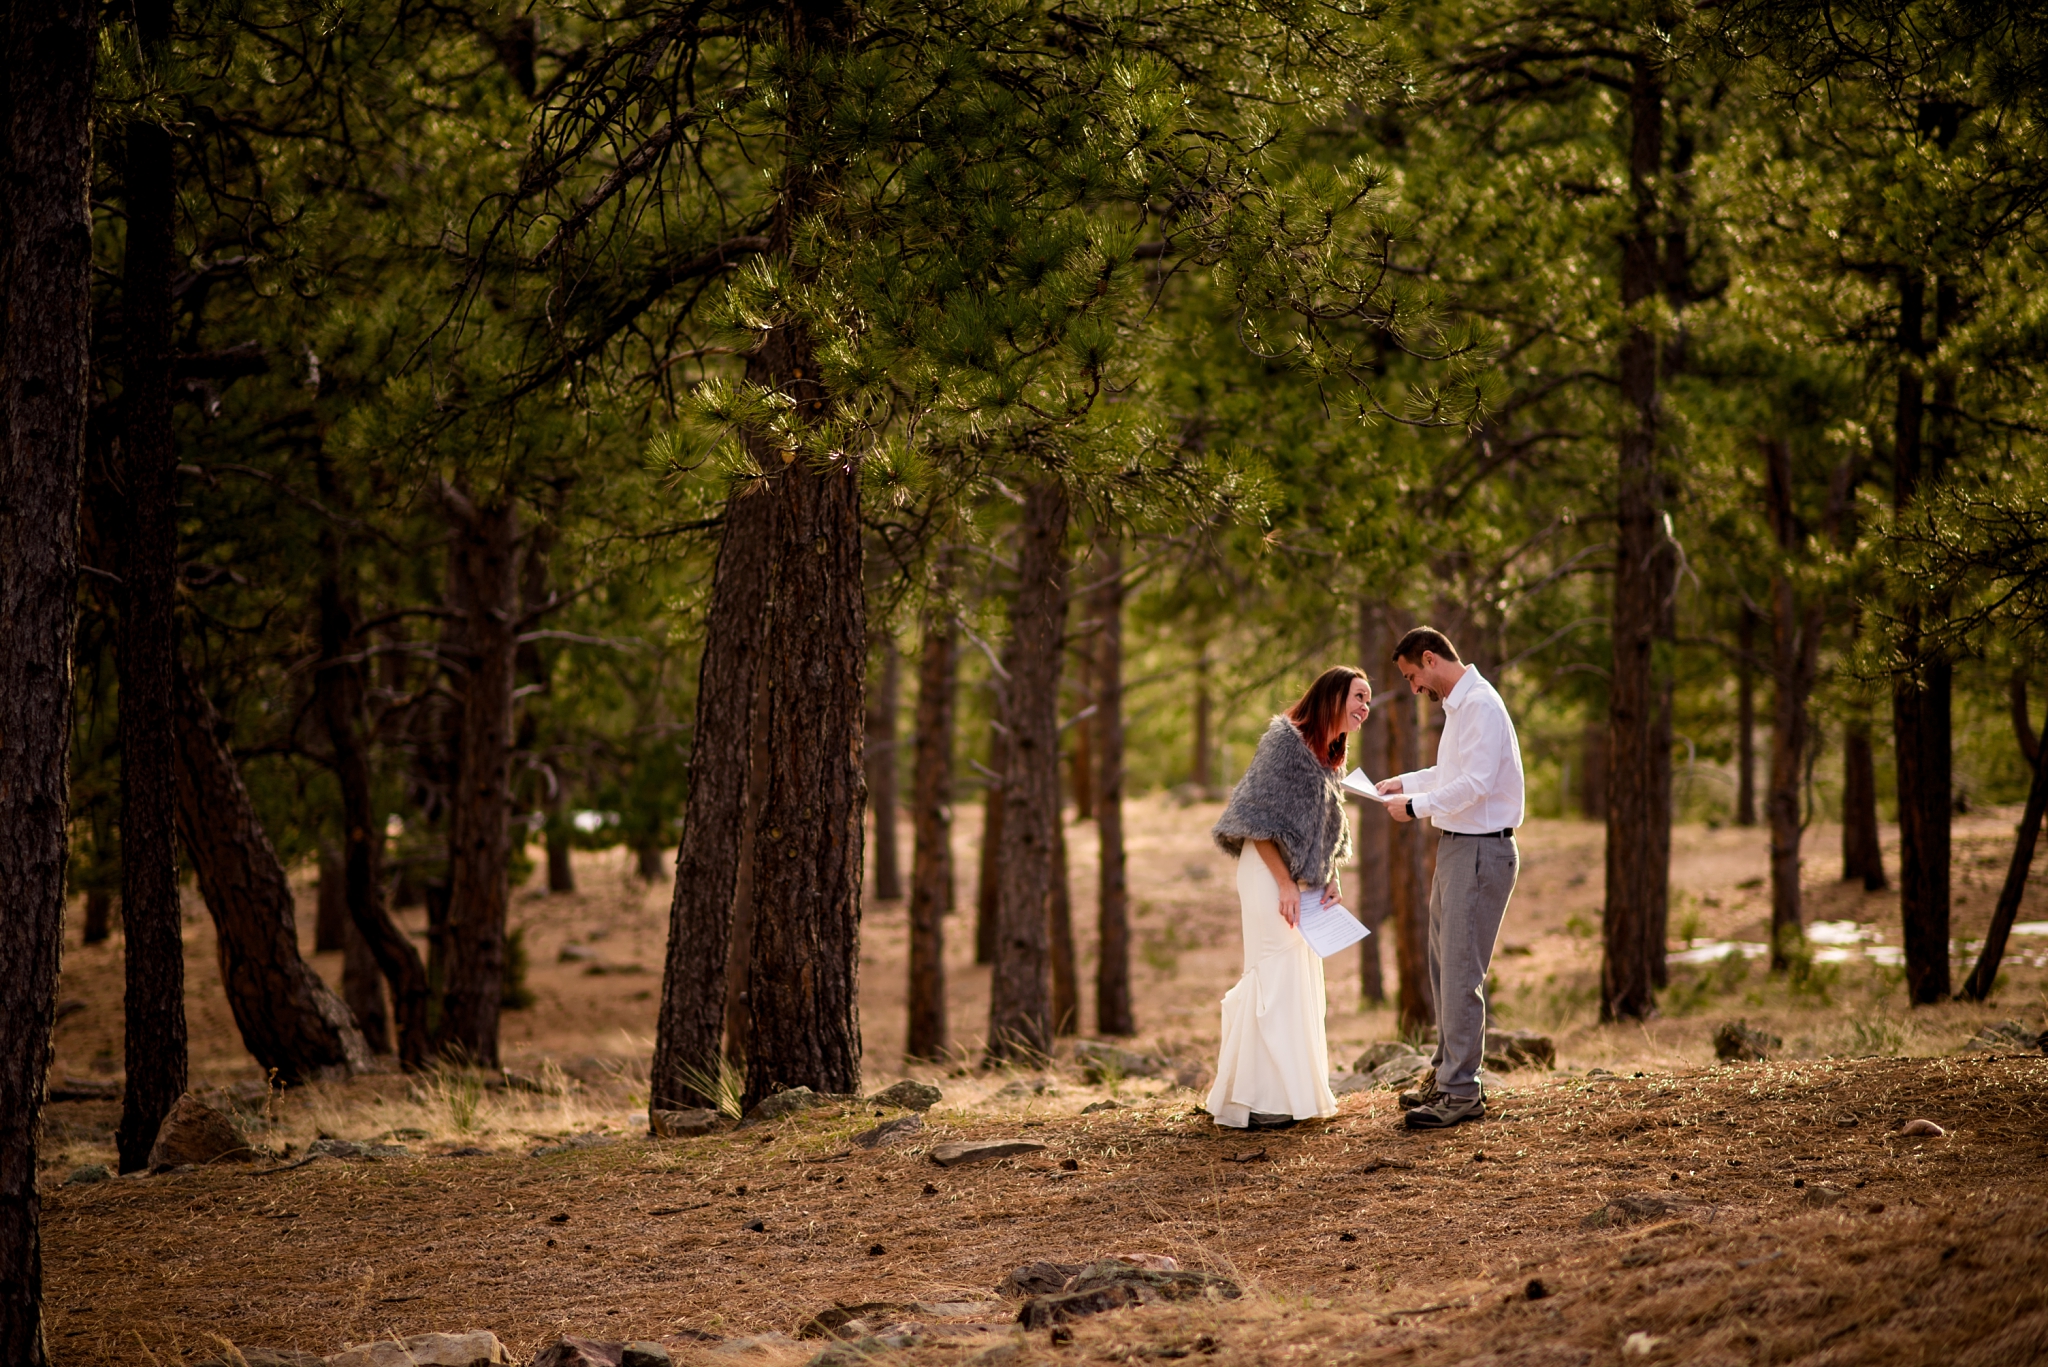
[1443,665,1483,710]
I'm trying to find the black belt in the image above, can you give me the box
[1445,828,1516,838]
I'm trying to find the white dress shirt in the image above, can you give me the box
[1395,666,1525,834]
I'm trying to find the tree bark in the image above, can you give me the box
[82,891,114,946]
[314,569,431,1070]
[172,667,371,1082]
[435,487,520,1065]
[1959,679,2045,1001]
[546,824,576,893]
[1841,720,1887,890]
[1601,53,1670,1024]
[650,486,778,1110]
[987,478,1070,1063]
[906,576,956,1061]
[723,670,774,1074]
[1891,269,1950,1004]
[1049,804,1078,1035]
[315,847,348,953]
[342,916,390,1055]
[112,15,190,1172]
[1386,676,1433,1035]
[1354,600,1392,1005]
[975,668,1009,967]
[1070,665,1094,820]
[0,0,95,1346]
[867,629,903,901]
[1762,438,1824,970]
[1094,534,1134,1036]
[1580,720,1606,819]
[1736,605,1757,827]
[741,369,866,1107]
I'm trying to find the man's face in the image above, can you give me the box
[1397,652,1442,703]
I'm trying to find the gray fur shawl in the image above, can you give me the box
[1211,716,1352,887]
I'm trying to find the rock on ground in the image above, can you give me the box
[853,1114,923,1148]
[147,1093,255,1169]
[929,1140,1047,1168]
[1483,1028,1556,1071]
[527,1337,672,1367]
[1075,1041,1171,1082]
[1581,1193,1703,1230]
[650,1107,721,1137]
[1714,1020,1781,1063]
[63,1164,110,1186]
[327,1330,511,1367]
[1016,1260,1240,1328]
[867,1080,943,1111]
[745,1087,837,1124]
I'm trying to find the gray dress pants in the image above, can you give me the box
[1427,831,1520,1099]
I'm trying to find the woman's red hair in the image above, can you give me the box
[1288,666,1367,771]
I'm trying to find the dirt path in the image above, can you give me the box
[44,1056,2048,1366]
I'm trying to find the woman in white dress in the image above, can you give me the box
[1206,667,1372,1130]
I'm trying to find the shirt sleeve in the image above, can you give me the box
[1394,765,1438,793]
[1409,699,1507,822]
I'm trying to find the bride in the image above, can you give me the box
[1206,666,1371,1130]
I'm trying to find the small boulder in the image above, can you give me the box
[328,1331,511,1367]
[1000,1262,1082,1297]
[1713,1020,1781,1063]
[309,1137,364,1159]
[1017,1261,1240,1328]
[1804,1183,1847,1208]
[623,1346,673,1367]
[807,1334,922,1367]
[62,1164,110,1186]
[853,1114,923,1148]
[1582,1193,1699,1230]
[744,1087,829,1124]
[528,1339,622,1367]
[1482,1028,1556,1071]
[929,1140,1046,1168]
[650,1108,721,1138]
[1329,1073,1374,1098]
[868,1079,942,1112]
[797,1303,908,1340]
[147,1093,254,1169]
[1081,1099,1122,1114]
[1898,1118,1945,1137]
[1367,1054,1432,1089]
[1352,1041,1420,1074]
[1075,1041,1167,1082]
[1966,1019,2039,1052]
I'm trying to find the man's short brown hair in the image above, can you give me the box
[1393,626,1461,666]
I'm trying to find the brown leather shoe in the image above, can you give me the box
[1402,1094,1485,1130]
[1397,1071,1443,1112]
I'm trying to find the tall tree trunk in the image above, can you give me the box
[741,365,866,1108]
[1094,533,1134,1036]
[83,891,114,946]
[546,821,576,893]
[112,8,189,1171]
[342,917,390,1055]
[1601,53,1669,1024]
[1387,677,1433,1035]
[1736,605,1757,827]
[435,487,520,1066]
[1841,720,1887,890]
[1891,269,1950,1004]
[1762,438,1824,970]
[315,847,347,953]
[1070,665,1094,820]
[1580,720,1607,819]
[172,667,371,1081]
[975,667,1009,967]
[650,486,778,1111]
[1049,806,1078,1035]
[906,577,956,1061]
[0,0,95,1346]
[987,478,1070,1063]
[867,629,903,901]
[1192,643,1213,793]
[1960,678,2044,1001]
[1354,600,1392,1005]
[314,570,431,1070]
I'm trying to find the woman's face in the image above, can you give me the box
[1341,677,1372,734]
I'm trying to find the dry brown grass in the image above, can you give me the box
[37,796,2048,1364]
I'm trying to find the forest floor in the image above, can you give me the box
[38,797,2048,1366]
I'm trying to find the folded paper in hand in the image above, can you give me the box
[1342,768,1403,804]
[1296,886,1370,958]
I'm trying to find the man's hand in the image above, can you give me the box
[1387,799,1414,824]
[1376,777,1404,795]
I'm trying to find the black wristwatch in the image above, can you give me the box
[1405,799,1416,819]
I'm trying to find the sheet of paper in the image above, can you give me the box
[1343,767,1403,804]
[1296,886,1370,958]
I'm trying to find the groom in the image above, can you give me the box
[1377,627,1525,1130]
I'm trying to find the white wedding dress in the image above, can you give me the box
[1207,844,1339,1127]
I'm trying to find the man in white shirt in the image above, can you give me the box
[1376,626,1525,1130]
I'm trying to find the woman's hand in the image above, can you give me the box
[1253,838,1300,927]
[1277,882,1301,928]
